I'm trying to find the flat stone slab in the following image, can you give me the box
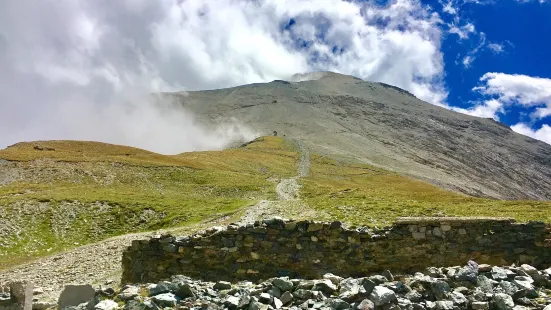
[58,284,95,309]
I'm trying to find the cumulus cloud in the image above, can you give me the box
[451,99,503,119]
[473,72,551,120]
[511,124,551,144]
[0,0,448,153]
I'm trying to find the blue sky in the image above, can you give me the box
[433,0,551,133]
[1,0,550,152]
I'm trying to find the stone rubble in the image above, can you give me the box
[61,261,551,310]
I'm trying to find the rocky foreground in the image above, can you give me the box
[59,261,551,310]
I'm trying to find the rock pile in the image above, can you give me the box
[66,261,551,310]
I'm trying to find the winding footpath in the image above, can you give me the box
[236,139,317,225]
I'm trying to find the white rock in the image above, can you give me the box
[118,286,140,301]
[493,293,514,310]
[472,302,489,310]
[520,264,538,275]
[450,292,467,305]
[323,273,343,285]
[152,293,178,307]
[435,301,454,310]
[273,297,283,309]
[369,286,396,306]
[94,300,118,310]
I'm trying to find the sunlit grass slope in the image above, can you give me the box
[302,155,551,227]
[0,137,297,268]
[1,136,551,269]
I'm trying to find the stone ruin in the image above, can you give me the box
[0,282,32,310]
[122,217,551,284]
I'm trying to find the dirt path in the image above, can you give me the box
[236,139,323,225]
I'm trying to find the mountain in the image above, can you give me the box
[167,72,551,200]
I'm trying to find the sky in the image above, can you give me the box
[0,0,550,153]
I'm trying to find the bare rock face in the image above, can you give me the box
[170,72,551,200]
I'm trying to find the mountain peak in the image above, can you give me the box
[288,71,361,82]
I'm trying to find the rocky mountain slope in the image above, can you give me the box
[167,72,551,200]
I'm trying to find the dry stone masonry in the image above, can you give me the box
[122,217,551,284]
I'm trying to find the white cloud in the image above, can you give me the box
[459,31,487,68]
[449,22,476,40]
[515,0,548,3]
[462,55,474,68]
[451,99,503,119]
[0,0,448,152]
[487,43,505,54]
[474,73,551,120]
[511,124,551,144]
[440,0,459,14]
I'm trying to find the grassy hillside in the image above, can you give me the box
[303,155,551,226]
[0,137,298,268]
[1,136,551,270]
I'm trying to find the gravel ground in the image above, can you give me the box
[0,215,236,304]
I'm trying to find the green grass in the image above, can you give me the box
[0,137,298,268]
[301,155,551,227]
[2,136,551,269]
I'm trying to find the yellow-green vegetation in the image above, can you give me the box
[302,155,551,227]
[0,137,297,269]
[2,136,551,269]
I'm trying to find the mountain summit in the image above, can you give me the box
[168,72,551,200]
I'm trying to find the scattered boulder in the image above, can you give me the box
[224,295,240,308]
[494,293,515,310]
[430,281,450,300]
[272,278,293,292]
[472,301,489,310]
[59,261,551,310]
[339,278,361,301]
[492,267,511,281]
[259,293,272,304]
[118,285,140,301]
[58,285,96,310]
[356,299,375,310]
[176,282,196,298]
[382,270,394,282]
[94,300,118,310]
[279,291,293,305]
[456,261,479,282]
[369,286,396,306]
[152,293,178,307]
[213,281,232,290]
[315,279,337,294]
[323,273,343,285]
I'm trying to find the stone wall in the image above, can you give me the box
[0,282,32,310]
[121,217,551,284]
